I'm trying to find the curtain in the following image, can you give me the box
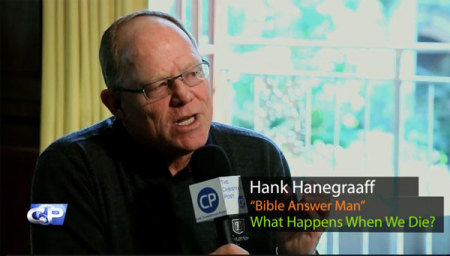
[40,0,148,151]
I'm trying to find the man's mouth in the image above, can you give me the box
[176,115,196,126]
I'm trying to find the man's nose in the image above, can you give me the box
[169,77,193,107]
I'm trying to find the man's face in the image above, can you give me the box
[116,17,213,155]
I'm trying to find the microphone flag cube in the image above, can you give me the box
[189,175,248,223]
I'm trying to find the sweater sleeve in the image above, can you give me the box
[30,143,107,254]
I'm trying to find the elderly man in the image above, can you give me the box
[30,10,322,254]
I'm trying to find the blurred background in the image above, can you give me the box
[1,0,449,254]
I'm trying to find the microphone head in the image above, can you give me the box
[190,145,232,182]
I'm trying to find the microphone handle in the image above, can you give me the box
[214,216,233,245]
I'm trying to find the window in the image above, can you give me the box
[149,0,450,254]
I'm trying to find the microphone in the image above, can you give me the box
[190,144,232,181]
[189,145,236,246]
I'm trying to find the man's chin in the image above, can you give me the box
[171,137,208,154]
[176,142,206,153]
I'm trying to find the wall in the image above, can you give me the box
[0,0,42,254]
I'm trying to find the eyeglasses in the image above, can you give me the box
[114,59,210,102]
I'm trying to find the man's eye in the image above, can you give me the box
[185,71,198,79]
[152,81,169,89]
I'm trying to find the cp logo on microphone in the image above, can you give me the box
[197,187,219,213]
[27,204,67,225]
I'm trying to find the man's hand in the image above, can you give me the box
[277,231,323,255]
[210,243,249,255]
[277,187,330,254]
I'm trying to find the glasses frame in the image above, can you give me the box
[113,59,210,102]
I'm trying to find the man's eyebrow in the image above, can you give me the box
[138,71,170,87]
[143,75,169,85]
[141,60,202,85]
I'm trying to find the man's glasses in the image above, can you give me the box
[114,59,210,102]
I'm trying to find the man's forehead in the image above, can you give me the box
[115,15,199,80]
[119,16,185,42]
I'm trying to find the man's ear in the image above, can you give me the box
[101,89,124,118]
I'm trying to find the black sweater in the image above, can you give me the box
[30,117,290,254]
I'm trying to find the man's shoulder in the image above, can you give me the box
[34,118,117,181]
[209,122,284,157]
[210,122,277,147]
[43,117,115,153]
[209,122,289,177]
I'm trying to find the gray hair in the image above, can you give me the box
[99,10,197,89]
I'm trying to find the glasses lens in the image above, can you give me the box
[201,63,210,79]
[143,62,210,102]
[143,81,170,101]
[183,63,210,86]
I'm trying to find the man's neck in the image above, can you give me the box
[117,120,195,176]
[168,152,193,176]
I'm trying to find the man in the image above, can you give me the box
[30,10,322,254]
